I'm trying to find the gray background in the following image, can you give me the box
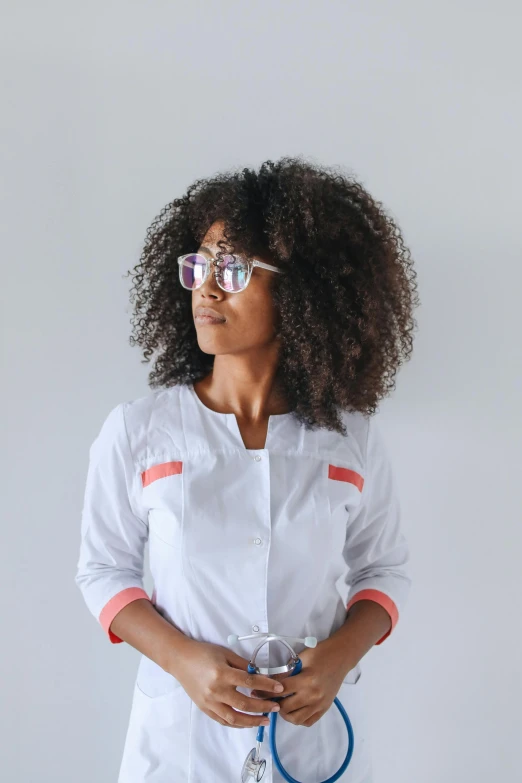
[2,1,521,781]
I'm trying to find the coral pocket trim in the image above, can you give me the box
[328,464,364,492]
[141,460,183,488]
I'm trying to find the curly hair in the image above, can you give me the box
[125,155,420,435]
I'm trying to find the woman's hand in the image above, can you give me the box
[251,641,356,728]
[171,639,284,728]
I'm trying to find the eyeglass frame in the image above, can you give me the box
[177,251,285,294]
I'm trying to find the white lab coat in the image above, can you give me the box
[76,382,411,783]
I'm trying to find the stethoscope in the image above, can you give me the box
[227,631,354,783]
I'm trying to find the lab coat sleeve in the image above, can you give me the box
[75,402,151,644]
[342,415,412,645]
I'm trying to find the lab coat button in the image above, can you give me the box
[254,454,262,461]
[252,625,260,632]
[254,537,262,545]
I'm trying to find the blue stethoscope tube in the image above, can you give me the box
[247,657,354,783]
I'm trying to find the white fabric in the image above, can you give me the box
[76,383,411,782]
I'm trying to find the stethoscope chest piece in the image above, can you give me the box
[241,748,266,782]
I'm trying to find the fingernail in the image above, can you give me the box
[275,684,284,692]
[271,704,280,712]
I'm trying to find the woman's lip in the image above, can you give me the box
[195,314,226,324]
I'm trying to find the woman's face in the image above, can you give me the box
[191,220,281,357]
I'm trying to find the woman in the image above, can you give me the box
[76,156,419,782]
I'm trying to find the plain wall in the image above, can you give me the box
[2,2,521,781]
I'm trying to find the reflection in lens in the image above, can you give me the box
[218,255,248,292]
[181,254,206,289]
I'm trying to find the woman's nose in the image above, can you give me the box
[199,262,222,295]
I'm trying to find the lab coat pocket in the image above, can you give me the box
[119,662,192,782]
[343,661,362,685]
[333,665,373,782]
[326,461,364,525]
[141,458,184,548]
[323,462,365,582]
[135,653,184,699]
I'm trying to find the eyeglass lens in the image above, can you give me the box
[180,254,249,292]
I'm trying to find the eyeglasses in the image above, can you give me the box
[177,252,285,293]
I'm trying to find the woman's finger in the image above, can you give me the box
[227,691,280,716]
[281,704,320,725]
[217,703,272,729]
[228,669,285,696]
[251,688,282,699]
[278,690,305,712]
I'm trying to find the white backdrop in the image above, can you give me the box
[2,2,520,781]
